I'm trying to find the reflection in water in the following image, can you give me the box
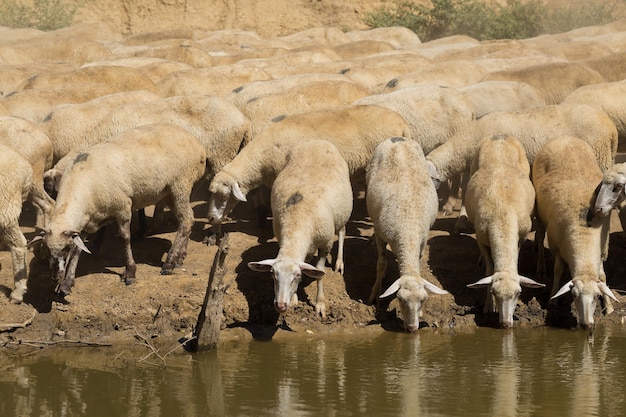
[0,327,625,416]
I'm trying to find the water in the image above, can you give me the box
[1,326,625,417]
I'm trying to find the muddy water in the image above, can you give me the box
[1,327,625,417]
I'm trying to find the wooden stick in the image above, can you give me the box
[189,232,230,352]
[0,312,36,332]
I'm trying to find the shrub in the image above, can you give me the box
[0,0,77,31]
[364,0,625,41]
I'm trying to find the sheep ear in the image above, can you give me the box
[551,280,573,300]
[248,259,276,272]
[71,233,91,254]
[598,281,619,302]
[467,276,493,288]
[299,262,325,279]
[519,276,545,288]
[424,280,448,295]
[28,230,47,247]
[232,182,247,202]
[380,278,401,298]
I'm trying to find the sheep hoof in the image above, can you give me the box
[9,294,23,304]
[316,303,327,319]
[160,268,173,276]
[202,233,217,246]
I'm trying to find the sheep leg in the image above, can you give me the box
[441,174,461,215]
[477,241,495,313]
[598,263,614,315]
[334,226,346,275]
[535,220,546,278]
[599,220,614,315]
[30,183,55,228]
[4,223,28,303]
[618,200,626,242]
[161,194,194,275]
[452,172,470,236]
[57,246,81,295]
[118,218,137,285]
[315,247,329,318]
[549,251,564,304]
[368,233,388,305]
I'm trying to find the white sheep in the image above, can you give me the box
[593,161,626,247]
[562,80,626,147]
[353,84,475,155]
[480,61,605,105]
[426,103,618,233]
[533,135,618,329]
[207,104,411,229]
[458,80,546,118]
[248,140,353,318]
[239,79,370,138]
[464,134,544,328]
[74,95,250,182]
[0,144,33,303]
[42,90,161,164]
[0,116,55,228]
[1,82,118,123]
[33,123,206,295]
[365,136,448,332]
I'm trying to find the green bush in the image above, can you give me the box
[364,0,625,41]
[0,0,77,31]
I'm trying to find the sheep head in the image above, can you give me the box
[207,170,247,225]
[248,258,324,313]
[552,277,619,330]
[380,276,448,333]
[468,273,544,328]
[594,162,626,217]
[34,229,90,293]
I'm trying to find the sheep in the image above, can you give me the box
[382,60,488,91]
[339,52,432,93]
[17,65,159,94]
[42,90,161,165]
[207,104,411,229]
[248,140,352,318]
[353,83,475,216]
[480,61,605,105]
[1,82,119,123]
[593,162,626,244]
[427,103,617,235]
[333,39,396,60]
[428,103,618,181]
[353,84,475,155]
[533,135,618,329]
[0,144,33,303]
[0,116,55,228]
[365,136,448,332]
[33,123,206,295]
[156,65,272,97]
[73,95,250,182]
[562,80,626,148]
[227,73,352,108]
[239,79,370,138]
[464,134,544,328]
[458,80,546,119]
[345,26,422,49]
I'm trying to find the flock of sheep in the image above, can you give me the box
[1,18,626,332]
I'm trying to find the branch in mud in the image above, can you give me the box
[0,312,36,332]
[188,232,231,352]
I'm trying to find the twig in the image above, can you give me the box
[3,339,112,347]
[0,312,36,332]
